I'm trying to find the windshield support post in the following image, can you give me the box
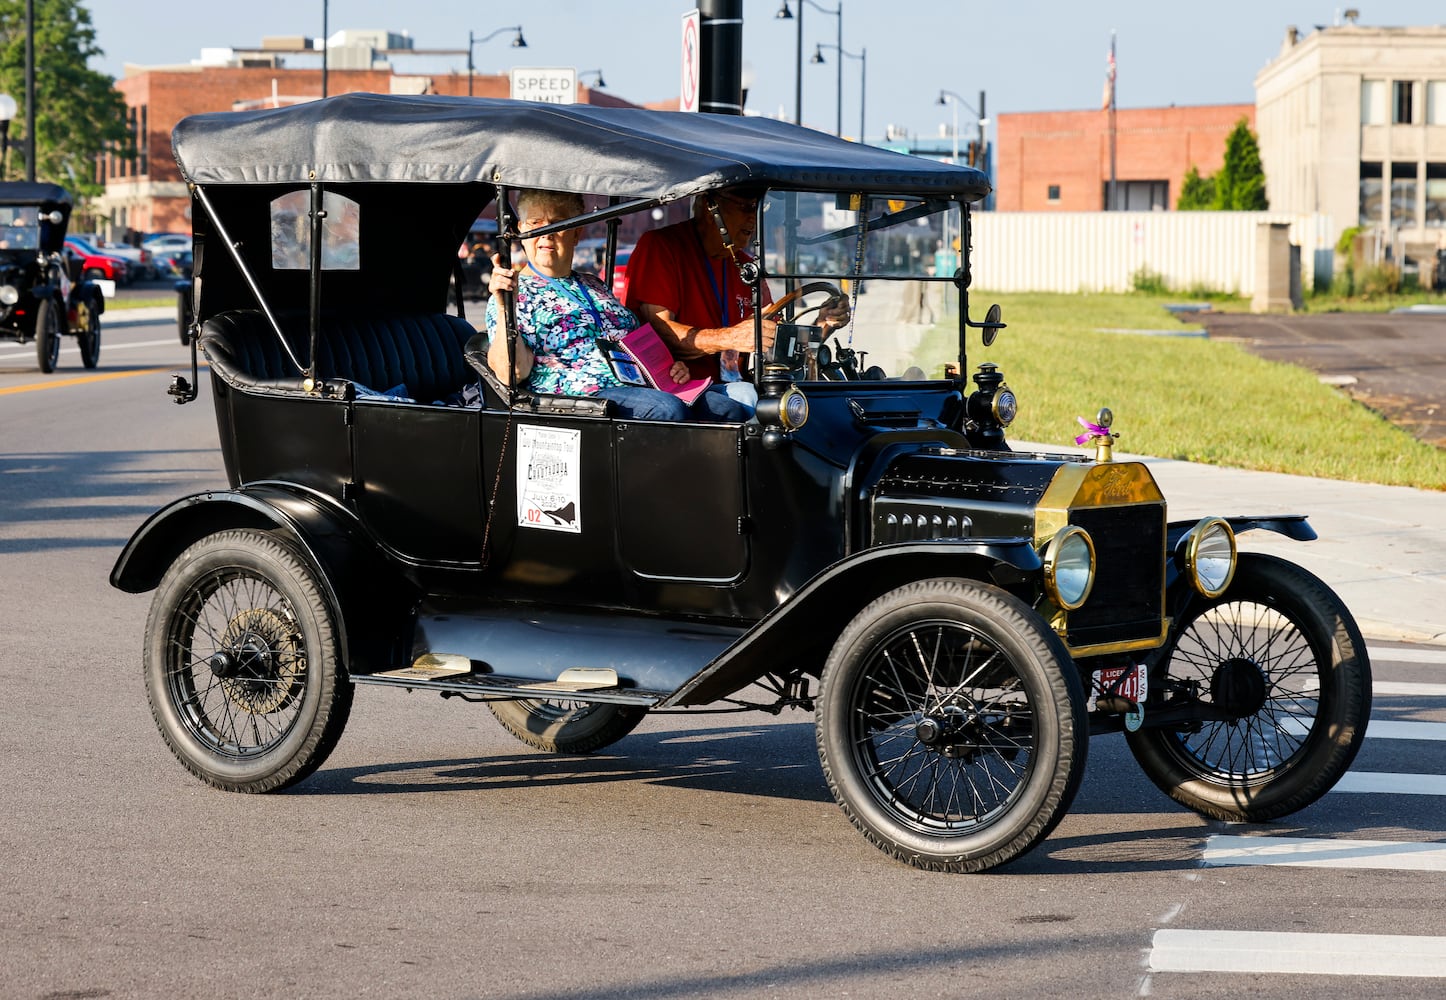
[306,181,325,386]
[494,183,517,395]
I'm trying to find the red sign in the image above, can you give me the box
[680,10,700,113]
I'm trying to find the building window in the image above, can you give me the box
[1359,161,1383,225]
[1426,163,1446,228]
[1428,82,1446,126]
[1393,81,1417,125]
[1390,161,1418,228]
[139,105,148,177]
[1047,184,1060,202]
[1102,180,1168,211]
[1361,80,1385,124]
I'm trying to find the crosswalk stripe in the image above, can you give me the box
[1374,681,1446,697]
[1366,720,1446,741]
[1332,771,1446,795]
[1204,835,1446,871]
[1150,929,1446,976]
[1369,647,1446,664]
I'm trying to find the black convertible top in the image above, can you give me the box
[0,181,71,207]
[171,93,990,204]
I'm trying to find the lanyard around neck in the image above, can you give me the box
[692,225,730,327]
[526,261,605,330]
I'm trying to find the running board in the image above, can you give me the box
[352,671,666,707]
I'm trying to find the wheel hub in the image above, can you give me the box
[1210,656,1269,719]
[218,608,304,713]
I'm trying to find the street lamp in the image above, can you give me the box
[809,44,865,142]
[579,69,607,90]
[775,0,840,128]
[937,89,989,169]
[0,94,16,181]
[467,26,527,97]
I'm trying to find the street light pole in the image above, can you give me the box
[938,88,988,168]
[775,0,840,128]
[467,26,527,97]
[321,0,328,98]
[810,43,865,141]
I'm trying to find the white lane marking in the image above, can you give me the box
[1149,929,1446,976]
[1332,771,1446,795]
[1375,681,1446,697]
[1371,647,1446,664]
[0,337,181,361]
[1204,835,1446,871]
[1366,720,1446,741]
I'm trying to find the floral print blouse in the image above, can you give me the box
[485,269,639,396]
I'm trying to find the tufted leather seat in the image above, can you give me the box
[200,309,477,401]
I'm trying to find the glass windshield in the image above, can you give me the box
[760,191,963,382]
[0,205,41,250]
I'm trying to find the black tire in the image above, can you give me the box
[34,297,59,372]
[144,529,354,792]
[1125,553,1371,822]
[76,296,100,369]
[83,267,104,281]
[487,699,647,754]
[817,579,1088,873]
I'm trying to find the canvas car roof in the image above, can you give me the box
[0,181,71,207]
[171,93,990,204]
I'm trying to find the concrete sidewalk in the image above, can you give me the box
[1136,454,1445,645]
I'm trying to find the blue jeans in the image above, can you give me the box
[596,385,689,420]
[595,383,751,422]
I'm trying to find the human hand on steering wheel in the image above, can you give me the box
[762,281,849,338]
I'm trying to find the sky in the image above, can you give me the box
[82,0,1446,142]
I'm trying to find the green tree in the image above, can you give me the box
[0,0,127,196]
[1176,164,1216,210]
[1213,117,1269,210]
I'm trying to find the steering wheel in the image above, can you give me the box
[761,281,846,325]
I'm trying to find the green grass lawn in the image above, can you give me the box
[938,291,1446,491]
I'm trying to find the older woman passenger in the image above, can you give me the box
[486,190,748,422]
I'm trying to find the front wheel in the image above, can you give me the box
[1126,553,1371,822]
[144,529,354,792]
[817,579,1088,873]
[487,699,647,754]
[35,297,59,372]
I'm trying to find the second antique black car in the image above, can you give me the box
[114,95,1371,873]
[0,181,104,371]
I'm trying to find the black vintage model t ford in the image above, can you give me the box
[111,95,1370,873]
[0,181,104,371]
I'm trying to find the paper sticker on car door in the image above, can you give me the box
[516,425,581,533]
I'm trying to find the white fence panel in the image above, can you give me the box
[968,212,1333,296]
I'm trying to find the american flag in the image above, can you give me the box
[1102,34,1116,111]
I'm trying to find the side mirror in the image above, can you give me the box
[982,303,1004,347]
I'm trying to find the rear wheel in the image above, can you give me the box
[1126,553,1371,822]
[34,298,59,372]
[817,579,1087,873]
[76,296,100,368]
[144,529,354,792]
[487,699,646,754]
[83,267,105,281]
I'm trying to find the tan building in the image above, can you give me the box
[1255,20,1446,254]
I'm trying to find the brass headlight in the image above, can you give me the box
[0,284,18,306]
[1042,525,1096,610]
[1183,517,1236,598]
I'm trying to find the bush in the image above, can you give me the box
[1131,266,1169,294]
[1356,263,1400,298]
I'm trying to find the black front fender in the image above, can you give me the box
[111,485,415,673]
[663,537,1042,707]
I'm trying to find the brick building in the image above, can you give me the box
[991,104,1255,213]
[95,50,634,240]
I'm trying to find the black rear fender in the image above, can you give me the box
[110,485,414,673]
[664,538,1042,707]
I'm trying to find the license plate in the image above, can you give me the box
[1087,663,1148,713]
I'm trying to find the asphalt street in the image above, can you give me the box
[1199,308,1446,449]
[1,307,1444,998]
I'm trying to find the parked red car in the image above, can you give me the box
[63,236,129,284]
